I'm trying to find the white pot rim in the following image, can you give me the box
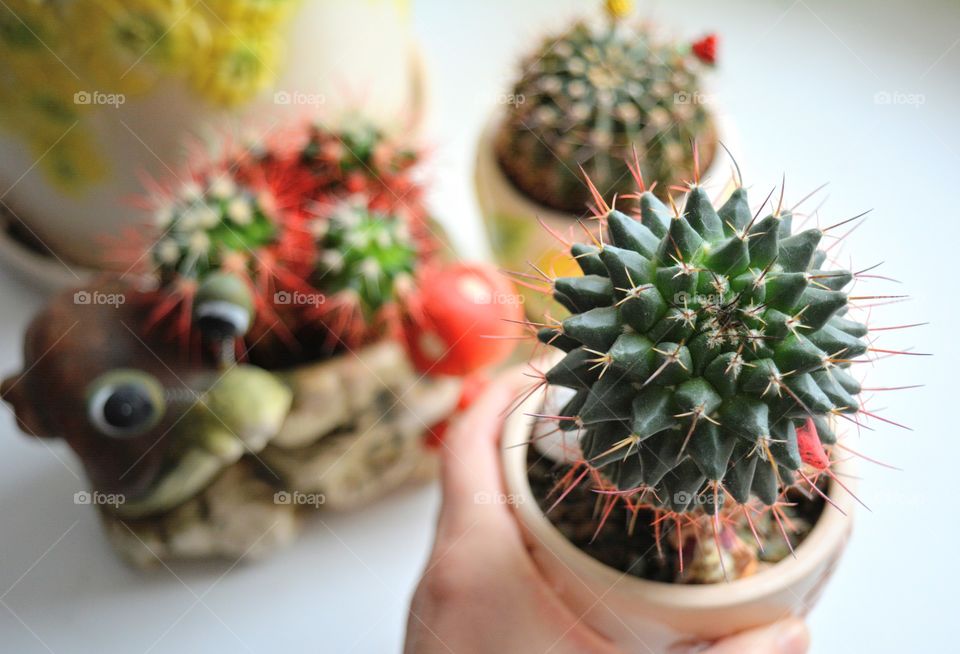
[0,208,92,292]
[501,379,857,611]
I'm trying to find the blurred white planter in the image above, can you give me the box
[0,0,428,291]
[501,386,854,653]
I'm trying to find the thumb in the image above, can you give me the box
[706,618,809,654]
[436,366,530,537]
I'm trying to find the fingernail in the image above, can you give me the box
[775,619,810,654]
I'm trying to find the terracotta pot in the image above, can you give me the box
[474,111,738,314]
[0,0,429,290]
[501,387,854,653]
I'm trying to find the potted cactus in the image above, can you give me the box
[0,0,427,289]
[475,0,722,309]
[499,165,915,650]
[2,117,524,567]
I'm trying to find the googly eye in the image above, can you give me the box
[86,370,165,438]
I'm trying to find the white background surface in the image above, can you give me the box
[0,0,956,652]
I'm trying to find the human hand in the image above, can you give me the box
[404,369,810,654]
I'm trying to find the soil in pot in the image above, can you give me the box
[525,445,826,584]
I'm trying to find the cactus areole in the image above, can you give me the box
[539,183,869,515]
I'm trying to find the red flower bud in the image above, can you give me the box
[692,33,718,65]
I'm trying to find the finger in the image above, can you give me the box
[706,618,809,654]
[439,369,520,502]
[436,366,529,535]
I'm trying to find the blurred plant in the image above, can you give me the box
[306,197,419,348]
[125,116,524,372]
[140,168,314,352]
[260,117,442,350]
[0,0,297,188]
[495,1,717,213]
[298,118,427,226]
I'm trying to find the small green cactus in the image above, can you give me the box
[495,14,716,214]
[311,199,417,318]
[136,116,439,356]
[538,180,870,515]
[151,173,277,283]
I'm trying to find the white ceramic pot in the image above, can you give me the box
[501,388,854,653]
[0,0,427,288]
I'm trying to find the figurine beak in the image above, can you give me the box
[0,371,17,400]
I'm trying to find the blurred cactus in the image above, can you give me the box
[306,198,418,347]
[128,116,449,357]
[495,12,717,213]
[151,174,283,283]
[140,168,314,351]
[297,117,426,225]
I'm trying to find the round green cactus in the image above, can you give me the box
[151,174,277,282]
[538,182,869,514]
[495,17,716,214]
[311,200,417,318]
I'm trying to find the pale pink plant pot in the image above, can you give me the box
[501,387,855,653]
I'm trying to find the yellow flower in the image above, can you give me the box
[2,63,87,140]
[67,0,209,94]
[189,30,281,106]
[604,0,634,20]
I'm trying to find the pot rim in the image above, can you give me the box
[501,382,857,610]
